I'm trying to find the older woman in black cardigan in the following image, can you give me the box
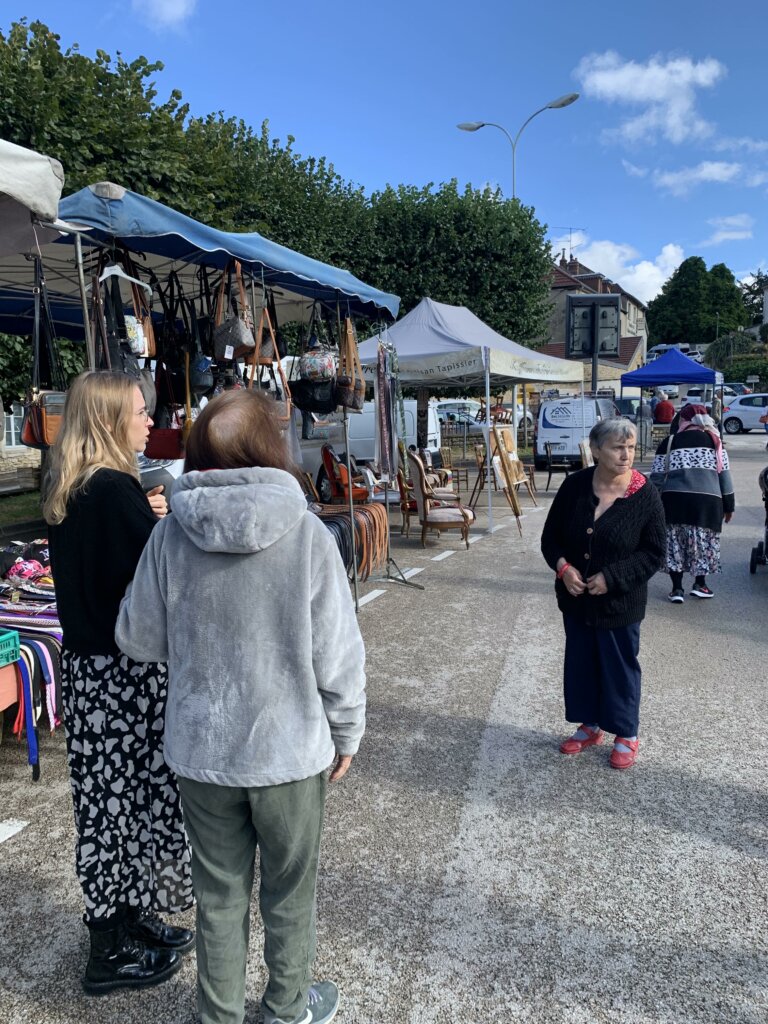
[541,418,666,769]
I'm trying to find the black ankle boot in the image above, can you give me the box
[83,916,183,995]
[125,907,195,954]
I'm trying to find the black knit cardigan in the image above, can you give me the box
[541,467,667,629]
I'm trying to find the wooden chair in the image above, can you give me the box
[544,442,572,492]
[407,450,475,549]
[440,446,469,496]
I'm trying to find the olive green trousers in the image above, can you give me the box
[177,772,327,1024]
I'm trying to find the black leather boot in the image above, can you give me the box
[125,907,195,954]
[83,916,183,995]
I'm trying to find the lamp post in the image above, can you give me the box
[457,92,579,199]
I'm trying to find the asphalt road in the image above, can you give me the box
[1,432,766,1024]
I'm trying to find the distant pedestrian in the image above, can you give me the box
[541,418,666,770]
[117,389,365,1024]
[651,403,734,602]
[653,392,675,424]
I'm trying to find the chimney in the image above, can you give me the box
[559,249,568,268]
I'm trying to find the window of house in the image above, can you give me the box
[4,402,25,448]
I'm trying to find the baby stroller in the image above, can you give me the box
[749,466,768,573]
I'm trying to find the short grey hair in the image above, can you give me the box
[589,416,637,449]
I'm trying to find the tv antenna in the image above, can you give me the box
[550,226,587,259]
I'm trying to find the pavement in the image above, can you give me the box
[1,434,767,1024]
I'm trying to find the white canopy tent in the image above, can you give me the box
[0,139,69,255]
[359,297,584,532]
[359,297,583,388]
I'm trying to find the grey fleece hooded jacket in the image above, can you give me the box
[115,467,366,788]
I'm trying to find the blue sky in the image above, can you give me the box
[8,1,767,305]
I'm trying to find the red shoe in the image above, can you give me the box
[559,725,604,755]
[609,737,639,769]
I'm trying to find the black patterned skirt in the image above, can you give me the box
[61,649,193,922]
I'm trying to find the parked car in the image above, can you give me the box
[434,399,482,421]
[724,382,753,396]
[684,385,737,404]
[721,393,768,434]
[534,396,618,469]
[663,384,680,399]
[438,409,486,437]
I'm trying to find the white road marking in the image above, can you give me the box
[403,568,424,579]
[358,589,386,607]
[431,551,455,561]
[0,820,29,844]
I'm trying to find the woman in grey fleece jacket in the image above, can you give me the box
[116,390,365,1024]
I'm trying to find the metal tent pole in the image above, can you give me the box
[74,233,95,370]
[484,347,494,534]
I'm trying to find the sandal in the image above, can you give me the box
[609,737,639,770]
[559,725,604,755]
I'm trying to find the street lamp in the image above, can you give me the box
[457,92,579,199]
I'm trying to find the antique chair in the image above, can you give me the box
[320,444,369,504]
[407,450,475,549]
[492,427,537,507]
[440,446,469,496]
[544,441,572,492]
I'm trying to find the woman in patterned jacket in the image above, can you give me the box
[45,372,194,994]
[651,403,735,603]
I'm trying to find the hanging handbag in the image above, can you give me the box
[334,317,366,411]
[20,257,68,450]
[290,378,338,414]
[122,251,156,358]
[144,363,185,459]
[247,326,293,426]
[213,261,255,360]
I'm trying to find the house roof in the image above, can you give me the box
[553,258,647,310]
[540,336,644,370]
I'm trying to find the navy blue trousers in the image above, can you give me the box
[562,615,642,737]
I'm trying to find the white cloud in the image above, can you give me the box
[700,213,754,247]
[653,160,741,195]
[552,231,683,304]
[745,171,768,188]
[574,50,725,145]
[714,136,768,154]
[131,0,196,28]
[622,159,648,178]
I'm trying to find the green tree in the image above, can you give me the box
[355,181,553,342]
[0,18,554,401]
[702,330,754,370]
[647,256,710,345]
[647,257,747,346]
[740,270,768,326]
[707,262,749,339]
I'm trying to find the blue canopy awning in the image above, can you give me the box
[621,347,717,387]
[56,183,399,320]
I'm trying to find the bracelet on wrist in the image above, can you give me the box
[556,562,571,580]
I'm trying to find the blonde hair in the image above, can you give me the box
[43,372,141,525]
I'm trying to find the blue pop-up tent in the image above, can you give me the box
[56,183,399,320]
[621,347,720,388]
[0,181,399,335]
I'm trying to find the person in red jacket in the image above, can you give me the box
[653,392,675,424]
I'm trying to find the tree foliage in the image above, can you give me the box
[0,18,553,404]
[740,270,768,326]
[702,330,756,370]
[647,256,748,346]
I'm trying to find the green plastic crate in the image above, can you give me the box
[0,628,20,668]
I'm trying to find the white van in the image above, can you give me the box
[298,400,442,499]
[534,396,618,469]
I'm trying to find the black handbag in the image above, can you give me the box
[291,378,338,414]
[20,256,68,450]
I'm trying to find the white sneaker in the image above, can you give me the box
[263,981,340,1024]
